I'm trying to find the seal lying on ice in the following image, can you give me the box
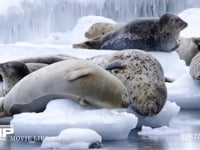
[73,13,187,51]
[0,59,129,117]
[0,55,78,95]
[88,50,167,116]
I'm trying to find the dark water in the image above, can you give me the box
[0,110,200,150]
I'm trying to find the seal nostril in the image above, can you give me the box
[148,102,158,116]
[0,75,2,82]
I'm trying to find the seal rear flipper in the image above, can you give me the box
[0,112,9,118]
[73,39,100,49]
[68,68,93,81]
[79,97,91,106]
[192,37,200,50]
[165,77,174,83]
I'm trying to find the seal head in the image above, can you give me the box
[0,61,30,95]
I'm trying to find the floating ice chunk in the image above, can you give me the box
[41,128,102,150]
[149,52,188,80]
[138,126,182,136]
[179,8,200,38]
[167,72,200,109]
[11,99,137,140]
[127,101,180,128]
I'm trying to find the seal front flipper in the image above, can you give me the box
[67,68,93,81]
[0,98,10,118]
[105,61,127,71]
[73,40,100,49]
[192,37,200,50]
[79,97,91,106]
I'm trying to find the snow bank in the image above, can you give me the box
[167,73,200,109]
[149,52,188,80]
[179,8,200,38]
[44,15,117,44]
[41,128,102,150]
[11,99,137,140]
[138,126,182,136]
[128,101,180,128]
[69,16,117,44]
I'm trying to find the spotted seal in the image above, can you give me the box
[87,49,167,116]
[73,13,187,51]
[0,59,129,117]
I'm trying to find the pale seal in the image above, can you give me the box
[176,37,200,66]
[87,50,167,116]
[0,55,78,95]
[73,13,187,51]
[85,22,122,39]
[190,52,200,80]
[19,54,77,64]
[0,59,129,117]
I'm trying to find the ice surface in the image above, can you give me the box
[138,126,182,136]
[11,99,137,140]
[179,8,200,38]
[128,101,180,128]
[0,44,114,63]
[41,128,102,150]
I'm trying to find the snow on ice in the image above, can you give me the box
[138,126,182,136]
[41,128,102,150]
[11,99,137,140]
[128,101,180,128]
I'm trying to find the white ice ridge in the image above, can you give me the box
[128,101,180,128]
[138,126,182,136]
[0,0,200,43]
[149,51,188,80]
[11,99,137,140]
[179,8,200,38]
[41,128,102,150]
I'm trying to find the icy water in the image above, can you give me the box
[0,110,199,150]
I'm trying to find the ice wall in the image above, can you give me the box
[0,0,200,43]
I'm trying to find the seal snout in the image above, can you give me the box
[146,101,160,116]
[85,32,90,38]
[181,21,188,29]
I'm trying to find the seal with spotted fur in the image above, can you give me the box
[0,59,129,117]
[87,50,167,116]
[74,13,187,51]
